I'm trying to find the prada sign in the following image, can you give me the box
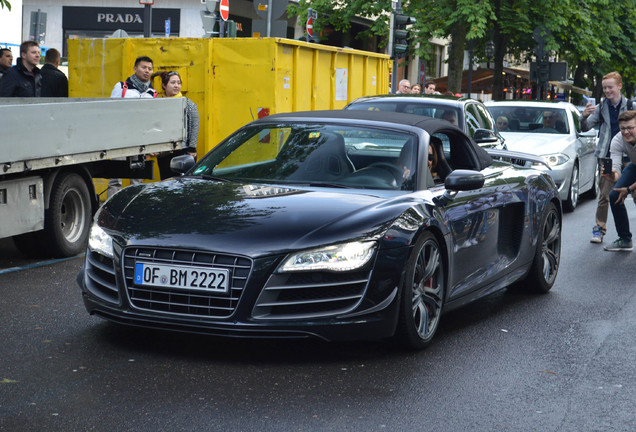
[97,13,143,24]
[63,6,180,32]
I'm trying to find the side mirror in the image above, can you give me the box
[434,170,485,206]
[473,128,498,143]
[445,169,485,191]
[170,154,196,174]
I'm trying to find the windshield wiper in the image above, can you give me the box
[307,182,354,189]
[190,174,232,182]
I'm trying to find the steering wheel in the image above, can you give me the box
[534,127,559,133]
[367,162,405,183]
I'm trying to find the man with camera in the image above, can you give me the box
[602,110,636,251]
[581,72,632,244]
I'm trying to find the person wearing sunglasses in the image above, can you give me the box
[496,116,509,131]
[541,110,561,130]
[152,70,200,180]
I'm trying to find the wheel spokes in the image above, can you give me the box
[411,241,443,338]
[541,211,560,282]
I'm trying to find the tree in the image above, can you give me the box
[287,0,636,99]
[287,0,393,46]
[408,0,494,93]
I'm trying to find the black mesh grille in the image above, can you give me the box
[253,270,370,319]
[123,247,252,318]
[84,250,119,304]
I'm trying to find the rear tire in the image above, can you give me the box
[395,231,445,349]
[521,202,561,293]
[42,172,92,257]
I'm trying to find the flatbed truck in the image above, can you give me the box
[0,97,187,257]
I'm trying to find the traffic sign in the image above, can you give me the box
[306,16,314,38]
[220,0,229,21]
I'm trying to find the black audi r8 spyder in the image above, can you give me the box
[78,110,562,349]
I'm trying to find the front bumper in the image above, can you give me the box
[77,244,406,342]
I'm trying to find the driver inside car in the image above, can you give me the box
[542,110,562,130]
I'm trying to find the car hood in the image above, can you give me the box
[98,177,414,257]
[500,132,572,155]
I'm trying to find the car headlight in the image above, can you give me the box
[279,241,376,272]
[536,153,569,168]
[88,224,114,258]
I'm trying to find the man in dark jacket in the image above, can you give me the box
[40,48,68,97]
[0,40,41,97]
[0,48,13,84]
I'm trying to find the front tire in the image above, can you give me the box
[522,202,561,293]
[396,231,445,349]
[563,163,579,212]
[42,172,92,257]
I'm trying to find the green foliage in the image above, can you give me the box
[0,0,11,11]
[287,0,636,91]
[287,0,393,45]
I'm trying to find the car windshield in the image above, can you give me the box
[191,123,419,191]
[347,101,460,126]
[487,106,569,134]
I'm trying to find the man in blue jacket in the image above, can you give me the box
[0,41,41,97]
[581,71,632,244]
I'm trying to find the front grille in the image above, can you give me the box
[123,247,252,318]
[84,250,119,304]
[252,270,371,319]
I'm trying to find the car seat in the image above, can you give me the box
[507,118,520,131]
[555,120,567,133]
[288,132,355,181]
[396,138,416,189]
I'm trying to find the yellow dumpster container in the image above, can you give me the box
[68,37,390,157]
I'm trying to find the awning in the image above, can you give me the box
[549,81,592,96]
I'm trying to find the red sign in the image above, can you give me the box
[220,0,230,21]
[306,16,314,37]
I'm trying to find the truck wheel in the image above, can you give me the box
[43,172,92,257]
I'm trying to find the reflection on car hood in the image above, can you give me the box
[499,132,573,155]
[100,178,411,257]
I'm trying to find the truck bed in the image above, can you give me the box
[0,98,186,175]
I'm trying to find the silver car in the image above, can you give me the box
[485,100,598,212]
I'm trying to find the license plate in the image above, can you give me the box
[134,263,230,293]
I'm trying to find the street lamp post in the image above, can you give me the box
[485,40,495,69]
[467,39,474,98]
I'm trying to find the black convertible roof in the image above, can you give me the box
[261,109,457,133]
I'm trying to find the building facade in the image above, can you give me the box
[21,0,299,56]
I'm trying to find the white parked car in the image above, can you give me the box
[485,100,599,212]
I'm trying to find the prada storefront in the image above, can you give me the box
[61,6,181,56]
